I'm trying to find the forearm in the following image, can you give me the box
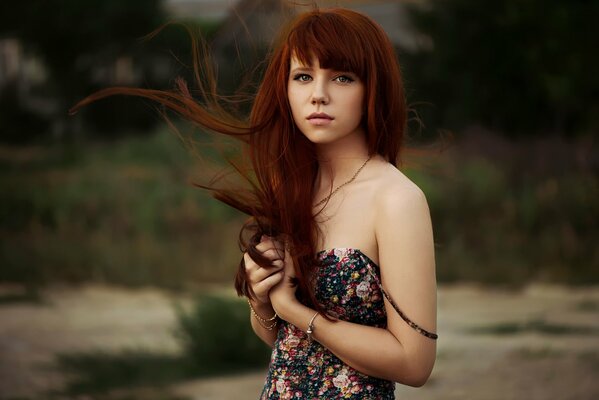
[280,302,433,386]
[248,299,280,348]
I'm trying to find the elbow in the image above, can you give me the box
[394,353,436,387]
[399,367,433,388]
[406,370,432,388]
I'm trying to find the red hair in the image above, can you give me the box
[70,8,407,319]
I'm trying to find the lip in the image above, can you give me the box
[307,112,334,126]
[307,112,334,120]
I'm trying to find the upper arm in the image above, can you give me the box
[375,181,437,382]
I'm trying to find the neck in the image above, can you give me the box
[314,128,370,191]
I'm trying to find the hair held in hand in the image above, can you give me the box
[69,8,408,319]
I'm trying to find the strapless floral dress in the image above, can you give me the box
[259,247,396,399]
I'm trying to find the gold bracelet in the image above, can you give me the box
[306,311,319,341]
[258,319,279,331]
[247,298,278,321]
[247,298,279,330]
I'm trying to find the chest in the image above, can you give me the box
[313,248,387,327]
[313,184,378,264]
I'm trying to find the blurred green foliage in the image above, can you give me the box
[404,0,599,138]
[0,126,246,289]
[404,135,598,286]
[174,293,271,371]
[0,127,596,289]
[51,293,270,397]
[56,350,191,397]
[0,82,51,143]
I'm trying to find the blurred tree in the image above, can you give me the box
[0,0,175,142]
[0,82,49,143]
[404,0,599,138]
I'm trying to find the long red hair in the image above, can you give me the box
[70,8,407,319]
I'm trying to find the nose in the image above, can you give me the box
[311,95,329,105]
[311,82,329,105]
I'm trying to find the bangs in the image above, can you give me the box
[287,11,369,78]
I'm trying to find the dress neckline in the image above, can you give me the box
[316,247,380,269]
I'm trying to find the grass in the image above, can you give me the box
[173,293,272,371]
[467,318,599,336]
[514,346,564,359]
[0,286,43,305]
[578,350,599,372]
[53,349,192,396]
[576,300,599,312]
[50,293,271,397]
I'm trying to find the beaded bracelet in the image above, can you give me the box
[247,298,279,330]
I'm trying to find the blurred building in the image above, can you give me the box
[0,38,58,127]
[167,0,240,20]
[167,0,428,52]
[166,0,428,94]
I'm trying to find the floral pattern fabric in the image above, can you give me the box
[260,248,396,399]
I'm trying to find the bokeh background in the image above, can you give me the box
[0,0,597,399]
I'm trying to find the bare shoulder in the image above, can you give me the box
[373,163,429,215]
[367,162,433,249]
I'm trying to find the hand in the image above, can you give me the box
[268,238,299,319]
[243,235,286,306]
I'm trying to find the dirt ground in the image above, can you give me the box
[1,283,598,400]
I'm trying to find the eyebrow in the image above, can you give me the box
[290,67,313,74]
[290,67,357,74]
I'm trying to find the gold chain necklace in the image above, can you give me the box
[314,155,373,208]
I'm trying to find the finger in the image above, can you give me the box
[254,269,285,294]
[243,252,256,273]
[244,252,272,278]
[248,259,285,283]
[244,246,280,270]
[258,235,284,250]
[262,247,286,261]
[260,234,286,247]
[256,240,285,260]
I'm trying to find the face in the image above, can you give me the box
[287,56,365,145]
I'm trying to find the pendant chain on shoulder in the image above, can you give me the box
[314,155,373,208]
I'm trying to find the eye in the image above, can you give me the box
[334,75,355,84]
[293,73,312,82]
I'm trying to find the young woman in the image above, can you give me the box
[71,7,437,399]
[243,9,437,399]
